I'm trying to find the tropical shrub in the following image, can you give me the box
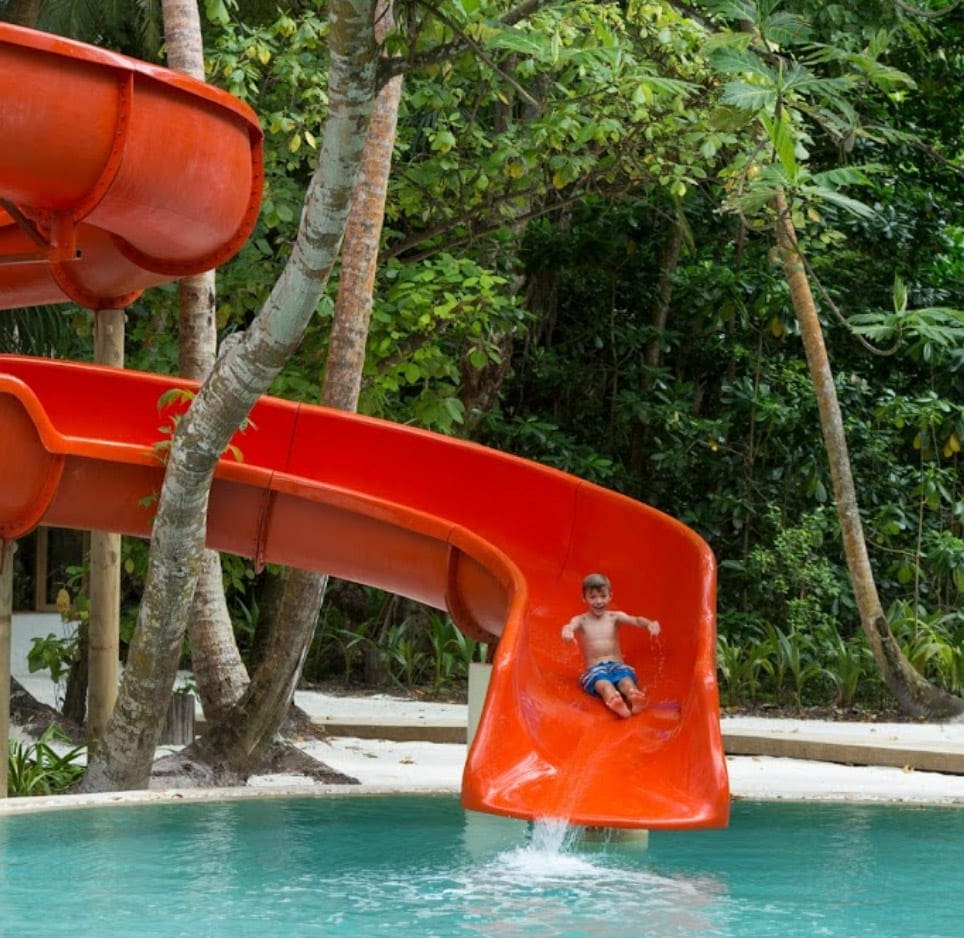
[7,726,86,797]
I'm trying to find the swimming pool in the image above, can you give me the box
[1,795,960,936]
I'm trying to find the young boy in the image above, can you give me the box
[561,572,661,718]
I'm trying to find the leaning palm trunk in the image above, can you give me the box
[772,190,963,720]
[194,0,408,775]
[167,1,250,725]
[80,0,379,793]
[175,241,250,726]
[186,545,249,724]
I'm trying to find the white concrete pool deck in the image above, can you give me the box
[4,682,964,816]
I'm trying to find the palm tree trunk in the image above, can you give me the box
[0,541,15,797]
[772,190,963,719]
[176,274,250,723]
[164,0,251,726]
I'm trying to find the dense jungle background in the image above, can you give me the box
[4,0,962,717]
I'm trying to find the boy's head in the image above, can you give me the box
[582,572,611,596]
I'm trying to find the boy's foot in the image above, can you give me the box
[603,695,631,719]
[624,688,647,715]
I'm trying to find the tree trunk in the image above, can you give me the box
[187,547,249,724]
[166,0,252,727]
[80,0,379,793]
[323,48,402,409]
[176,274,250,724]
[62,619,89,725]
[191,0,404,774]
[0,541,15,797]
[87,308,125,748]
[161,0,205,77]
[772,190,964,720]
[187,567,328,774]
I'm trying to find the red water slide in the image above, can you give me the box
[0,23,262,310]
[0,25,728,829]
[0,357,728,828]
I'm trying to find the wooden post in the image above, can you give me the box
[88,309,125,748]
[0,542,16,798]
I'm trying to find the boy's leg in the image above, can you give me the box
[593,679,631,718]
[617,677,647,715]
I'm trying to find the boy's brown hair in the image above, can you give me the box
[582,572,611,594]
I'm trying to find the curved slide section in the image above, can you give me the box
[0,23,263,310]
[0,355,729,829]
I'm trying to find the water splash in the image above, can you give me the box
[498,817,597,880]
[529,817,575,853]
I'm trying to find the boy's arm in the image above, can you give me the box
[616,611,661,636]
[561,616,582,642]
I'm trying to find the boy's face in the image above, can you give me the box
[583,585,611,616]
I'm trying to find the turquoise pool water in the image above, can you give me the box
[1,796,961,936]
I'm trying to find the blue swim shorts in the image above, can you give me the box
[580,660,637,696]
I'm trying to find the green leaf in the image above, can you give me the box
[483,29,549,59]
[762,112,797,180]
[204,0,231,26]
[721,81,777,112]
[157,388,195,412]
[799,185,877,219]
[709,47,774,81]
[431,130,457,153]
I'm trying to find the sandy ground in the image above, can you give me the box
[5,678,964,815]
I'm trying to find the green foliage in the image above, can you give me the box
[305,588,483,694]
[7,726,87,797]
[890,602,964,696]
[743,510,849,636]
[380,613,484,692]
[27,561,89,688]
[207,6,328,255]
[271,252,528,433]
[717,619,881,711]
[764,623,829,707]
[27,632,77,685]
[824,633,875,709]
[363,255,527,431]
[0,306,91,359]
[849,275,964,365]
[37,0,163,59]
[716,628,773,706]
[389,0,709,242]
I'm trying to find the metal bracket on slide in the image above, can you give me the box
[0,199,81,265]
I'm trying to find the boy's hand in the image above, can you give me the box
[648,620,661,636]
[561,624,576,642]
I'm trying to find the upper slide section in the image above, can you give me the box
[0,356,729,829]
[0,23,263,310]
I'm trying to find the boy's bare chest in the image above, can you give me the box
[578,613,618,640]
